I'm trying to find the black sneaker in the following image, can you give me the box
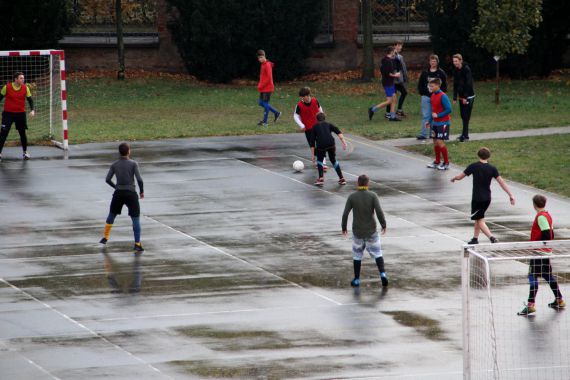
[257,121,268,127]
[388,117,401,122]
[368,107,374,121]
[134,243,144,252]
[380,273,389,287]
[338,178,347,185]
[467,238,479,245]
[274,111,282,123]
[416,135,427,140]
[396,110,406,117]
[99,238,108,244]
[490,236,498,243]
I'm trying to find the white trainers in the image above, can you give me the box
[437,163,449,170]
[23,152,31,160]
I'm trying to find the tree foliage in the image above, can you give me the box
[421,0,495,78]
[472,0,542,58]
[166,0,325,83]
[0,0,70,50]
[504,0,570,77]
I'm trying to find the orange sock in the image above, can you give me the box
[103,223,112,240]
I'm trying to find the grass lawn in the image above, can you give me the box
[405,135,570,198]
[7,73,570,145]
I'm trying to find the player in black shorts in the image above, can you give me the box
[311,113,347,186]
[100,143,145,252]
[451,147,515,244]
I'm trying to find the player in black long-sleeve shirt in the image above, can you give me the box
[452,54,475,142]
[368,46,401,122]
[312,113,347,186]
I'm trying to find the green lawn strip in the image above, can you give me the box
[404,134,570,198]
[4,76,570,145]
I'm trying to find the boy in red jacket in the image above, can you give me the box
[257,50,281,127]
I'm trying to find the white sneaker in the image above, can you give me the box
[23,152,31,160]
[437,163,449,170]
[427,161,439,169]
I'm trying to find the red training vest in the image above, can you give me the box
[4,83,28,113]
[297,98,320,130]
[430,91,451,123]
[531,211,553,241]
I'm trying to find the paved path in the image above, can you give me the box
[379,125,570,147]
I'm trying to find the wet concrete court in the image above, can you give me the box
[1,134,569,379]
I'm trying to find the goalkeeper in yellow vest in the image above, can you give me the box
[0,72,35,161]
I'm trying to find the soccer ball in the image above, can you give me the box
[293,160,304,172]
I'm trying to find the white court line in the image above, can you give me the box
[344,137,528,237]
[238,158,466,245]
[144,215,343,306]
[0,340,61,380]
[0,278,173,379]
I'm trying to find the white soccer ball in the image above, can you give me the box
[293,160,304,172]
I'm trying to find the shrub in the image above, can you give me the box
[0,0,70,50]
[166,0,325,83]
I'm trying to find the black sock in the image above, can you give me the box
[353,260,361,279]
[375,257,385,273]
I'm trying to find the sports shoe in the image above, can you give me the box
[490,236,498,243]
[314,178,324,187]
[467,238,479,245]
[384,112,391,119]
[368,107,374,121]
[437,163,449,170]
[380,272,389,287]
[457,136,470,143]
[517,303,536,316]
[99,238,108,244]
[416,135,427,140]
[388,117,401,122]
[23,152,31,160]
[350,278,361,287]
[257,121,268,127]
[274,111,282,123]
[134,243,144,252]
[338,178,346,185]
[548,299,566,310]
[427,161,440,169]
[396,110,407,117]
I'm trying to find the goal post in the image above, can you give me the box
[462,240,570,380]
[0,49,69,150]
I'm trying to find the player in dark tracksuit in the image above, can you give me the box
[311,113,347,186]
[452,54,475,142]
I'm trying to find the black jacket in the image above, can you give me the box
[453,63,475,100]
[418,67,448,97]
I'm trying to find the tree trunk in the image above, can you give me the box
[361,0,374,81]
[116,0,125,80]
[495,58,500,105]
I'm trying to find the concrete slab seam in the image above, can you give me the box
[0,278,172,379]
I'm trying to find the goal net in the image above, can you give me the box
[462,240,570,380]
[0,50,68,150]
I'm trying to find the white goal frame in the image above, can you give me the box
[0,49,69,150]
[462,240,570,380]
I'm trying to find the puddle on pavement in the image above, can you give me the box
[383,310,447,341]
[174,326,359,352]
